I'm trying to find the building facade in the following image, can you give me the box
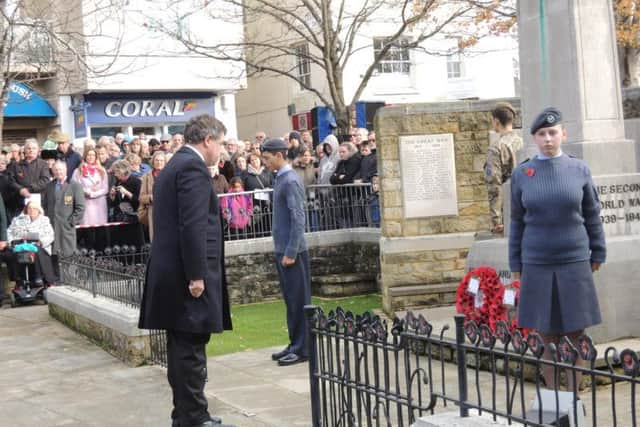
[236,2,518,140]
[59,0,246,143]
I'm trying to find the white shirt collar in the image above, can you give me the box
[537,149,563,160]
[184,144,205,163]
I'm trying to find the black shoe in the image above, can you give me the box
[193,421,234,427]
[278,353,308,366]
[172,416,223,426]
[271,346,290,361]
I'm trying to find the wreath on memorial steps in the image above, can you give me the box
[455,266,531,336]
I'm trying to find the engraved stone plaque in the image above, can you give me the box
[399,133,458,218]
[593,174,640,237]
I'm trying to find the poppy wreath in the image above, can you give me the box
[455,266,505,331]
[505,280,533,337]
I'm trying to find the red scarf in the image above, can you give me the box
[82,163,97,177]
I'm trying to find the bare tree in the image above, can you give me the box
[0,0,129,140]
[142,0,516,134]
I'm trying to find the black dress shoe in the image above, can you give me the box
[193,421,235,427]
[172,416,223,426]
[277,353,308,366]
[271,346,290,361]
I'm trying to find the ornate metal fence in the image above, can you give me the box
[218,183,378,241]
[305,306,640,427]
[58,250,168,366]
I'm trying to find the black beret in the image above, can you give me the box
[261,138,288,152]
[530,107,562,135]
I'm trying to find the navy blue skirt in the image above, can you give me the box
[517,261,601,335]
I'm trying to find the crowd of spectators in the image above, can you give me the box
[0,125,380,285]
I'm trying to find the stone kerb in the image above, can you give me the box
[47,286,150,366]
[375,99,521,314]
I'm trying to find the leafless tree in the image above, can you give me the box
[0,0,129,139]
[143,0,516,134]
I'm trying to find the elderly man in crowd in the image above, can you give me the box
[255,131,266,146]
[7,138,51,217]
[52,130,82,181]
[42,161,85,257]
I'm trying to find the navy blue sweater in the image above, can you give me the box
[509,154,606,272]
[272,166,307,258]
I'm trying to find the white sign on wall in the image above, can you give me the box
[399,133,458,218]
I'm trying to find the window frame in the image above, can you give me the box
[373,37,411,75]
[446,52,463,79]
[293,42,311,91]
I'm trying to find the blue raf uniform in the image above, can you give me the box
[263,138,311,365]
[509,107,606,334]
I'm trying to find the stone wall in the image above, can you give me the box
[224,229,381,304]
[375,99,521,314]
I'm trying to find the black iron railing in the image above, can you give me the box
[58,250,167,366]
[305,305,640,427]
[218,183,379,241]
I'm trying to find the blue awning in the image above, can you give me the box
[5,81,57,118]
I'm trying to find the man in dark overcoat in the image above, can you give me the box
[42,161,85,258]
[138,114,232,427]
[7,138,51,217]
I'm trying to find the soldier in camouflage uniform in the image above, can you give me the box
[485,102,523,234]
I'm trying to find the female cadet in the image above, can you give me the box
[509,107,606,392]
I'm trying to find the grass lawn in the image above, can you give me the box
[206,294,382,356]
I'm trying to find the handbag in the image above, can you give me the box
[137,204,149,226]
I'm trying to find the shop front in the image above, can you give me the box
[3,81,58,145]
[76,92,217,140]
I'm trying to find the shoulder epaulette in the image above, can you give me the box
[518,158,530,165]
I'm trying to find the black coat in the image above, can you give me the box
[357,153,377,183]
[330,153,362,185]
[241,168,273,192]
[138,146,232,334]
[108,174,141,223]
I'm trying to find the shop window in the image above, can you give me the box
[132,127,156,138]
[3,129,37,145]
[90,127,123,139]
[167,125,185,135]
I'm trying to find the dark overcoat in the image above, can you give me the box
[138,146,232,334]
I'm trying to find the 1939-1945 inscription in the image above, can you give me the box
[594,178,640,235]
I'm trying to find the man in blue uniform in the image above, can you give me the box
[261,138,311,366]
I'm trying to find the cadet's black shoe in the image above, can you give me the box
[271,347,290,361]
[278,353,308,366]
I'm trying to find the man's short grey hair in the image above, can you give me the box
[54,161,67,171]
[111,159,131,176]
[184,114,227,145]
[24,138,39,149]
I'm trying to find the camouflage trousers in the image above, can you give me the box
[487,184,502,229]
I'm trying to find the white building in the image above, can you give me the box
[60,0,246,142]
[236,2,518,140]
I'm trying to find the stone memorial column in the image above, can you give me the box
[467,0,640,343]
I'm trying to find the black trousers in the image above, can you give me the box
[167,330,211,426]
[275,251,311,357]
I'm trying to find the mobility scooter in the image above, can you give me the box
[8,236,50,307]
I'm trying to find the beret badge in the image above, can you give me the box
[546,114,555,124]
